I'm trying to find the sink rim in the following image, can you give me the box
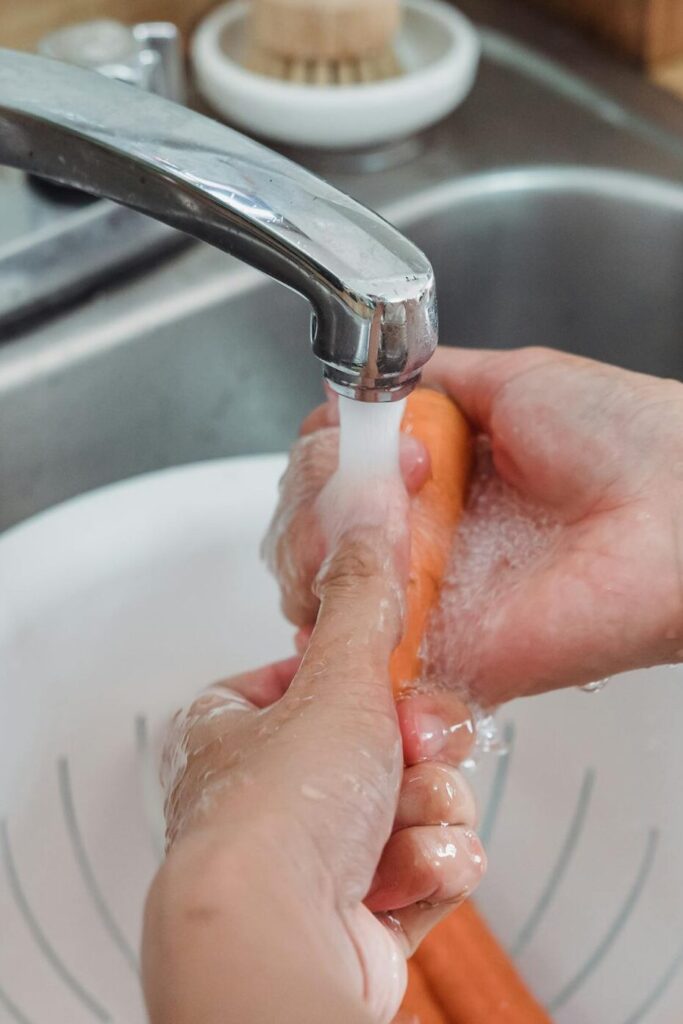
[382,163,683,226]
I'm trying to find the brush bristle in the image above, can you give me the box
[245,44,401,84]
[248,0,400,62]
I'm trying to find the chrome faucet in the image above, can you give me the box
[0,49,437,401]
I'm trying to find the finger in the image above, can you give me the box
[366,825,486,913]
[282,528,409,863]
[212,655,302,708]
[266,429,337,627]
[397,691,475,766]
[299,401,337,436]
[162,657,301,793]
[297,527,406,703]
[395,763,477,831]
[271,530,410,886]
[421,346,557,431]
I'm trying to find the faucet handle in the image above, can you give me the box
[133,22,187,104]
[38,19,186,103]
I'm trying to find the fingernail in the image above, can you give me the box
[400,435,431,492]
[412,711,476,762]
[464,829,487,870]
[414,713,449,758]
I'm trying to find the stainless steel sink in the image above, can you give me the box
[406,167,683,372]
[1,0,682,532]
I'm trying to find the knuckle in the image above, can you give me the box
[345,543,381,578]
[328,540,380,584]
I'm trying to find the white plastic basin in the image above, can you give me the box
[0,457,681,1022]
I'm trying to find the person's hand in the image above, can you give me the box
[266,348,683,707]
[143,528,486,1024]
[423,347,683,701]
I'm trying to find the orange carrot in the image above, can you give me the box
[411,902,552,1023]
[391,390,551,1024]
[401,958,449,1024]
[390,388,472,696]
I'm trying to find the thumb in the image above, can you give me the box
[279,527,407,886]
[286,522,408,785]
[297,526,406,710]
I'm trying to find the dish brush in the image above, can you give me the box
[245,0,402,84]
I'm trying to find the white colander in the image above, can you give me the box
[1,457,681,1023]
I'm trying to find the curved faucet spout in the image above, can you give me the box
[0,49,437,400]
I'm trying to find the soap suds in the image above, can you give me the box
[419,440,562,700]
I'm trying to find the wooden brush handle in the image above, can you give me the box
[249,0,400,60]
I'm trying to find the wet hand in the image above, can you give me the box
[422,346,683,701]
[267,348,683,706]
[143,528,485,1024]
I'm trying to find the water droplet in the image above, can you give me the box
[580,677,610,694]
[460,707,508,772]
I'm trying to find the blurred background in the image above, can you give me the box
[4,0,683,91]
[1,5,683,1024]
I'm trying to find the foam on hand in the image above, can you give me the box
[420,439,562,701]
